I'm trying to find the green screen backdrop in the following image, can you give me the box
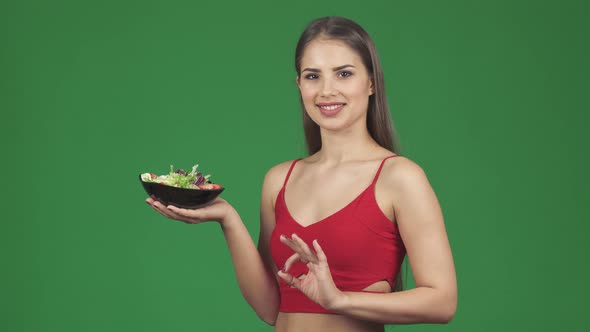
[2,0,589,331]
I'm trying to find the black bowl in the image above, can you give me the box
[139,174,225,209]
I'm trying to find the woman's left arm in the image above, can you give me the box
[277,158,457,324]
[332,159,457,324]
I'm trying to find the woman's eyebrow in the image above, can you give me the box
[302,64,355,73]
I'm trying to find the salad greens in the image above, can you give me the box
[141,164,213,189]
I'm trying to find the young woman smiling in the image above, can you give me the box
[147,16,457,332]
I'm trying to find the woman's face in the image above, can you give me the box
[297,38,373,130]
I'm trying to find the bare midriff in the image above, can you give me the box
[273,280,390,332]
[274,313,385,332]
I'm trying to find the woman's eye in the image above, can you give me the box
[339,71,353,78]
[304,74,319,80]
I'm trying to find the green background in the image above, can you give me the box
[2,0,588,331]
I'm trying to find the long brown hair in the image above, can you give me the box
[294,16,407,292]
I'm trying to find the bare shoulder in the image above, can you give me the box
[380,155,435,214]
[381,155,429,188]
[262,159,301,209]
[263,159,295,184]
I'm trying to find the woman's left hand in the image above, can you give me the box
[277,234,346,311]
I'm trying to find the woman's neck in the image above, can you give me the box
[313,125,383,165]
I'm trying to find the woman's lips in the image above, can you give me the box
[317,103,346,116]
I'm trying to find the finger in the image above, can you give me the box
[277,270,301,289]
[154,207,181,221]
[167,205,204,220]
[291,234,316,263]
[280,234,309,260]
[146,197,163,210]
[281,234,317,266]
[277,270,293,286]
[280,235,304,257]
[165,209,193,223]
[152,201,194,222]
[283,252,301,272]
[146,198,157,210]
[148,197,171,215]
[151,201,177,218]
[312,239,328,264]
[150,204,175,220]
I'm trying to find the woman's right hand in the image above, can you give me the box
[146,196,237,227]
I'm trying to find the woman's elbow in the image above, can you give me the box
[259,314,277,326]
[436,294,457,324]
[256,307,278,326]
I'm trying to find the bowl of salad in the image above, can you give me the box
[139,164,224,209]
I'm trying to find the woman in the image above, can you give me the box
[147,16,457,331]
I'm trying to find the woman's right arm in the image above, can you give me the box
[146,165,284,326]
[216,166,282,324]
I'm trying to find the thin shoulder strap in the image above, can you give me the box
[283,158,302,188]
[371,154,401,185]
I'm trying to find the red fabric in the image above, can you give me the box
[269,155,406,314]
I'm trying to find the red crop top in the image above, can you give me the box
[269,155,406,314]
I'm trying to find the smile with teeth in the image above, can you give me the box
[318,104,345,110]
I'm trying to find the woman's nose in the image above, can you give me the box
[320,78,337,97]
